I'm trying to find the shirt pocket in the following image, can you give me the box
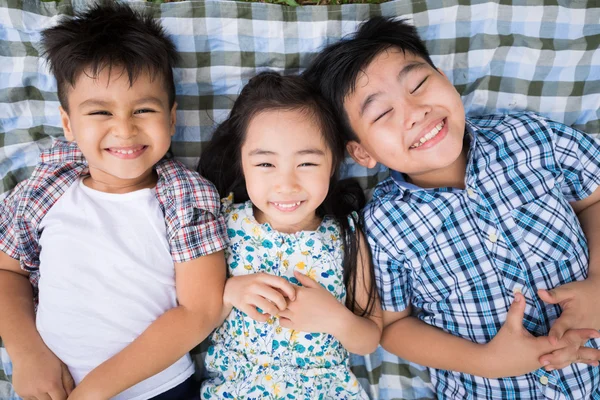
[510,191,581,265]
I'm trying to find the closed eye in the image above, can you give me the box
[89,111,111,116]
[411,77,428,94]
[134,109,156,114]
[374,109,391,123]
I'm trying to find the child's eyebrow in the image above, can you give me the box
[359,61,429,118]
[248,148,325,156]
[78,96,164,109]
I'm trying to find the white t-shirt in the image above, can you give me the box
[36,178,194,400]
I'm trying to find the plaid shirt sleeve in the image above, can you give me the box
[548,119,600,202]
[0,180,28,260]
[363,199,412,313]
[157,160,228,264]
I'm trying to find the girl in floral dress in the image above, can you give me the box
[198,72,382,399]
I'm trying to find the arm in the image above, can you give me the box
[70,251,226,399]
[0,251,74,399]
[279,232,383,355]
[381,293,595,379]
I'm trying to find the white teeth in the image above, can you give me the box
[274,201,301,209]
[410,121,445,149]
[114,148,139,154]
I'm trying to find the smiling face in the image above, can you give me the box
[60,66,176,192]
[241,108,333,234]
[344,49,467,188]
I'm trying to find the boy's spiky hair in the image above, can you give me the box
[303,16,435,142]
[41,0,180,111]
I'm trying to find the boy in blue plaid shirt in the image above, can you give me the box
[0,3,227,400]
[305,17,600,399]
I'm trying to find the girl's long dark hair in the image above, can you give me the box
[199,71,377,316]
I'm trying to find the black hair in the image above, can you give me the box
[41,0,179,112]
[199,71,377,316]
[303,16,435,143]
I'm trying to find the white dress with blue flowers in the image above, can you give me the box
[201,200,368,400]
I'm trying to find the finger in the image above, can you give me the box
[278,317,292,329]
[560,329,600,346]
[505,292,526,330]
[278,309,292,319]
[239,305,269,322]
[61,363,75,395]
[577,347,600,363]
[548,316,577,345]
[34,394,52,400]
[537,288,565,305]
[254,286,289,311]
[255,272,296,300]
[250,295,283,317]
[540,347,576,370]
[293,270,317,288]
[48,387,67,400]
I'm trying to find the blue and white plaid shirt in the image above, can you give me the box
[364,113,600,399]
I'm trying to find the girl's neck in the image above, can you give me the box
[252,205,322,234]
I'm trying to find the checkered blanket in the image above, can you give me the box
[1,0,599,398]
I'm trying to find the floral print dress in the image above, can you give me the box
[201,199,368,400]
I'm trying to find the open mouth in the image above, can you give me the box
[106,145,147,158]
[409,120,445,149]
[271,201,303,212]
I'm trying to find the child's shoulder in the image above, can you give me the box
[155,158,221,212]
[466,111,550,131]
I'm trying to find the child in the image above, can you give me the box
[198,72,382,399]
[0,3,227,399]
[304,17,600,399]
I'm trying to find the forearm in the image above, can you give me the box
[330,307,381,355]
[578,201,600,279]
[381,316,494,377]
[78,303,221,398]
[0,270,45,358]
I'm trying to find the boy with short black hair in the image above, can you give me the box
[305,16,600,399]
[0,2,227,399]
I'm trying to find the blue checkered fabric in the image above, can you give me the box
[364,112,600,399]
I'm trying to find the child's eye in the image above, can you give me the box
[299,163,317,167]
[411,77,428,94]
[256,163,274,168]
[374,109,391,123]
[89,111,111,116]
[134,109,155,114]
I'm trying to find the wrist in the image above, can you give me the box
[326,303,356,337]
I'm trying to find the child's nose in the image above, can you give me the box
[403,101,432,130]
[112,118,138,139]
[274,171,301,193]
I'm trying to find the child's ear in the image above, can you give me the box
[346,141,377,169]
[59,106,75,141]
[170,102,177,137]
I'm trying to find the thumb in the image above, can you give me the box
[505,292,526,330]
[538,288,566,305]
[294,270,317,287]
[61,362,75,395]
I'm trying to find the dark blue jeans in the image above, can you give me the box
[148,376,200,400]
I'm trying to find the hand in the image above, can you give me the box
[482,292,564,378]
[538,328,600,371]
[224,273,296,322]
[538,277,600,344]
[12,344,74,400]
[278,271,348,334]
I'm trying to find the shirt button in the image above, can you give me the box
[488,232,498,243]
[513,286,522,295]
[539,375,549,385]
[467,188,475,198]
